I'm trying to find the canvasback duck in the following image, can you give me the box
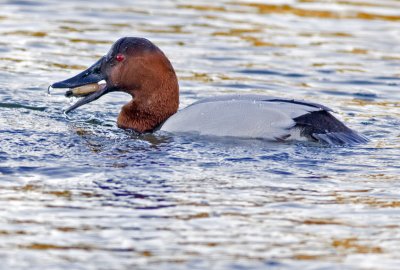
[50,37,367,145]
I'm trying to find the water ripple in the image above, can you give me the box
[1,0,400,269]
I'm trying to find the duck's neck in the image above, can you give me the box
[117,80,179,133]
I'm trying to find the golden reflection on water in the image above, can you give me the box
[21,243,95,251]
[332,238,383,254]
[335,193,400,207]
[240,2,400,21]
[48,63,88,70]
[179,2,400,21]
[294,237,384,260]
[4,30,47,37]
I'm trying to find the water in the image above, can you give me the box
[1,0,400,269]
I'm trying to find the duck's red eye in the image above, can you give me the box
[116,54,125,62]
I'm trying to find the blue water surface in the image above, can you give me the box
[0,0,400,269]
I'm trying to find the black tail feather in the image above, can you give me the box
[312,131,369,145]
[294,110,368,145]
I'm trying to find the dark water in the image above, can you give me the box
[1,0,400,269]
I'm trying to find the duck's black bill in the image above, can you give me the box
[52,57,105,89]
[50,57,111,114]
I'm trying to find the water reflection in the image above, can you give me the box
[0,0,400,269]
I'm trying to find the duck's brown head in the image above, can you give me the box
[51,37,179,133]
